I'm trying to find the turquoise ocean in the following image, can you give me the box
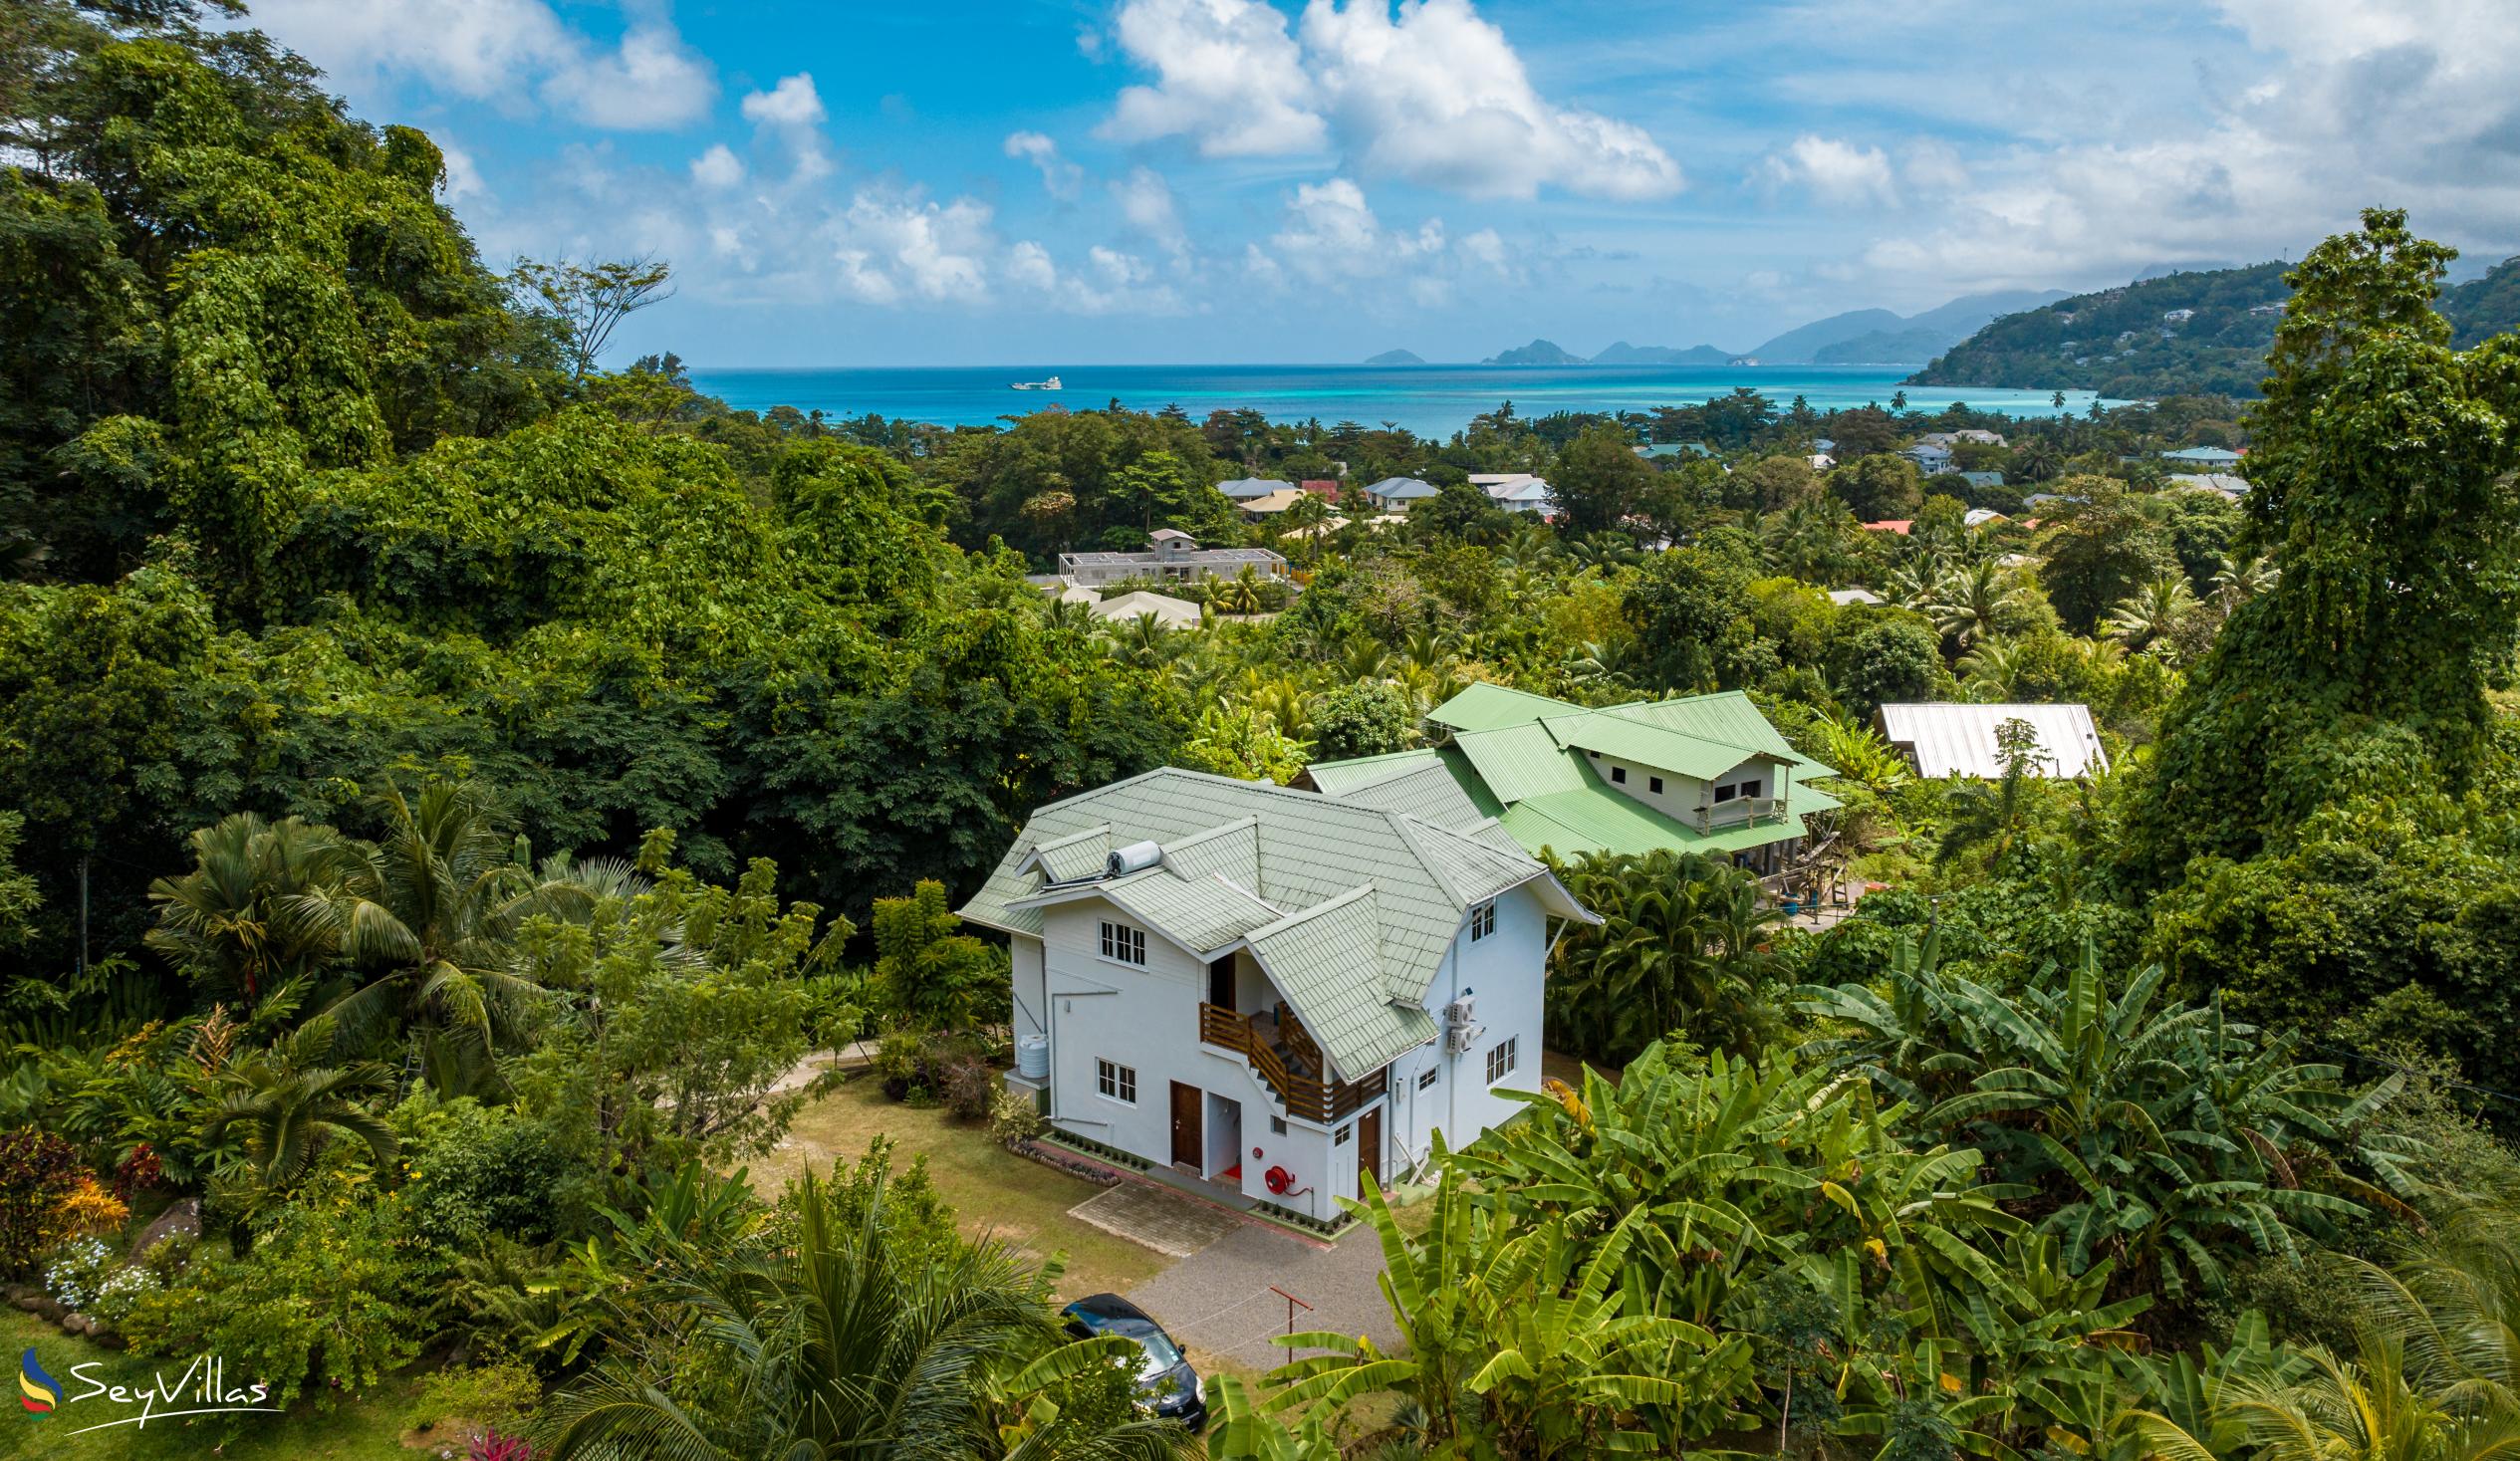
[686,363,2099,439]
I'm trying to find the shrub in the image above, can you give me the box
[399,1099,571,1250]
[0,1126,84,1274]
[411,1355,542,1450]
[122,1194,437,1407]
[874,1030,924,1100]
[938,1055,993,1120]
[988,1087,1047,1145]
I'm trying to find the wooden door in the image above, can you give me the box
[1357,1107,1384,1191]
[1169,1083,1203,1168]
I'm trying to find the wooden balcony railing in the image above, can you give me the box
[1197,1002,1387,1123]
[1695,797,1789,834]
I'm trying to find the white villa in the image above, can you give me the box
[958,767,1596,1226]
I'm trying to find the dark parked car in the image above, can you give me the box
[1060,1292,1206,1432]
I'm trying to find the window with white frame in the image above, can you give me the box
[1417,1068,1439,1091]
[1099,920,1146,966]
[1486,1036,1519,1084]
[1468,901,1495,941]
[1097,1059,1137,1103]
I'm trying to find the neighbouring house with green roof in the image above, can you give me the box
[957,766,1597,1226]
[1305,683,1842,875]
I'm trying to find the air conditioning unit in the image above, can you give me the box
[1441,998,1476,1026]
[1444,1023,1486,1057]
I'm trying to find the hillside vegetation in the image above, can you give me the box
[1913,254,2520,396]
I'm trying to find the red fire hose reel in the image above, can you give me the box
[1264,1164,1295,1194]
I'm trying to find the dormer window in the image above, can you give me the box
[1100,920,1146,965]
[1468,901,1496,941]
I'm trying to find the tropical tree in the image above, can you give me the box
[1797,936,2422,1312]
[1544,850,1783,1062]
[1261,1167,1755,1458]
[1926,560,2035,648]
[198,1021,399,1243]
[147,813,365,1001]
[301,781,627,1061]
[539,1169,1195,1461]
[2105,575,2202,656]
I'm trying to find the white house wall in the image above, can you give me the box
[1010,934,1046,1044]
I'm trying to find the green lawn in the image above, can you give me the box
[770,1077,1170,1299]
[0,1310,424,1461]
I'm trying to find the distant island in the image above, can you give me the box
[1590,341,1733,365]
[1363,348,1427,365]
[1470,290,2074,371]
[1482,339,1587,366]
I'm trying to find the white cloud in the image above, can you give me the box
[1457,227,1508,274]
[1299,0,1681,200]
[436,138,487,201]
[1111,166,1188,255]
[1757,135,1897,207]
[688,142,744,189]
[741,74,826,128]
[1101,0,1677,200]
[1004,131,1085,200]
[1103,0,1330,156]
[828,192,993,304]
[1008,240,1061,290]
[538,23,716,129]
[247,0,715,130]
[1262,177,1443,284]
[1004,240,1186,314]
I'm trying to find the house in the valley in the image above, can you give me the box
[1468,473,1555,514]
[1307,683,1841,876]
[1217,476,1294,501]
[2159,445,2244,469]
[1877,702,2109,779]
[1362,476,1440,512]
[1056,530,1290,589]
[957,767,1597,1225]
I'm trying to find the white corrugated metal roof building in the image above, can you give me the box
[1877,702,2109,780]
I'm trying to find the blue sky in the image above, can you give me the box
[245,0,2520,366]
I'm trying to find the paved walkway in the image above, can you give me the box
[1123,1219,1399,1373]
[1069,1183,1243,1259]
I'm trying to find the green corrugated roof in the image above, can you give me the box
[1601,691,1834,774]
[1544,714,1772,782]
[1243,887,1440,1077]
[1498,786,1808,861]
[1400,816,1551,909]
[1455,723,1589,802]
[1426,681,1580,733]
[1303,748,1444,795]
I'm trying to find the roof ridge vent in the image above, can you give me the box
[1106,841,1162,877]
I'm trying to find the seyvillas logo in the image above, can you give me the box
[16,1349,279,1435]
[18,1349,59,1416]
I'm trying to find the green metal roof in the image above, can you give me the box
[1498,788,1809,861]
[1243,887,1440,1078]
[1425,681,1579,733]
[1302,748,1444,795]
[1455,723,1589,803]
[1600,691,1835,774]
[1094,866,1283,954]
[1543,714,1774,782]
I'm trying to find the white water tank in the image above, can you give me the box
[1107,841,1162,876]
[1016,1035,1050,1082]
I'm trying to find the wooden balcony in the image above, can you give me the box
[1198,1002,1387,1123]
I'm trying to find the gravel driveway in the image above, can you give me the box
[1121,1219,1400,1373]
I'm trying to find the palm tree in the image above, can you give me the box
[199,1021,399,1245]
[1959,636,2033,701]
[2105,574,2201,655]
[1101,611,1183,671]
[2214,552,2280,601]
[1278,492,1333,566]
[1209,566,1265,615]
[539,1170,1196,1461]
[300,781,613,1060]
[1925,560,2031,648]
[147,813,366,1001]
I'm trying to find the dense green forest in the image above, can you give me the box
[1911,255,2520,397]
[10,4,2520,1460]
